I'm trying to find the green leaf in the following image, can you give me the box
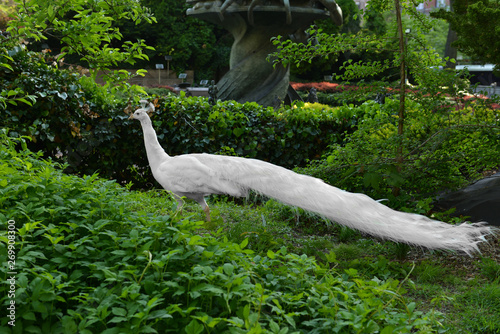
[223,263,234,276]
[233,127,245,137]
[240,237,249,249]
[364,320,379,333]
[407,302,416,313]
[108,316,127,323]
[47,5,54,20]
[381,326,395,334]
[325,251,337,263]
[22,312,36,321]
[284,314,296,328]
[363,172,382,190]
[112,307,127,316]
[16,98,34,106]
[269,319,280,333]
[267,250,275,259]
[62,315,78,332]
[185,319,204,334]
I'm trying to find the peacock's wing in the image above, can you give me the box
[154,154,248,198]
[187,153,328,201]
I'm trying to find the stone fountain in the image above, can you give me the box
[186,0,343,107]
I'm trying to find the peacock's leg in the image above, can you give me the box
[173,195,184,216]
[203,205,211,222]
[197,198,211,221]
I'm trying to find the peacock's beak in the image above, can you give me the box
[129,114,134,120]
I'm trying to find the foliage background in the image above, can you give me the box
[1,0,500,333]
[432,0,500,73]
[0,49,362,188]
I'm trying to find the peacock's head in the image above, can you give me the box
[129,100,155,121]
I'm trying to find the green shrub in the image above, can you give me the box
[0,132,444,333]
[345,256,414,282]
[301,96,500,209]
[1,47,132,179]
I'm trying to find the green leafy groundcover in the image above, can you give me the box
[0,133,443,333]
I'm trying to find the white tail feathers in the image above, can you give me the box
[191,153,496,255]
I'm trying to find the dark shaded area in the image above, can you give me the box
[435,172,500,226]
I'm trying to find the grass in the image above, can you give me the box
[456,284,500,333]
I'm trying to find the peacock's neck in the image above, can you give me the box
[140,118,169,170]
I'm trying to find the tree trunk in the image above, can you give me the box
[444,0,457,68]
[393,0,406,197]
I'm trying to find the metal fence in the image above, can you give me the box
[91,69,195,87]
[472,85,500,97]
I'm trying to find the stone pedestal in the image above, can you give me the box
[187,0,341,106]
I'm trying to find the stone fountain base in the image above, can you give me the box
[187,0,339,106]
